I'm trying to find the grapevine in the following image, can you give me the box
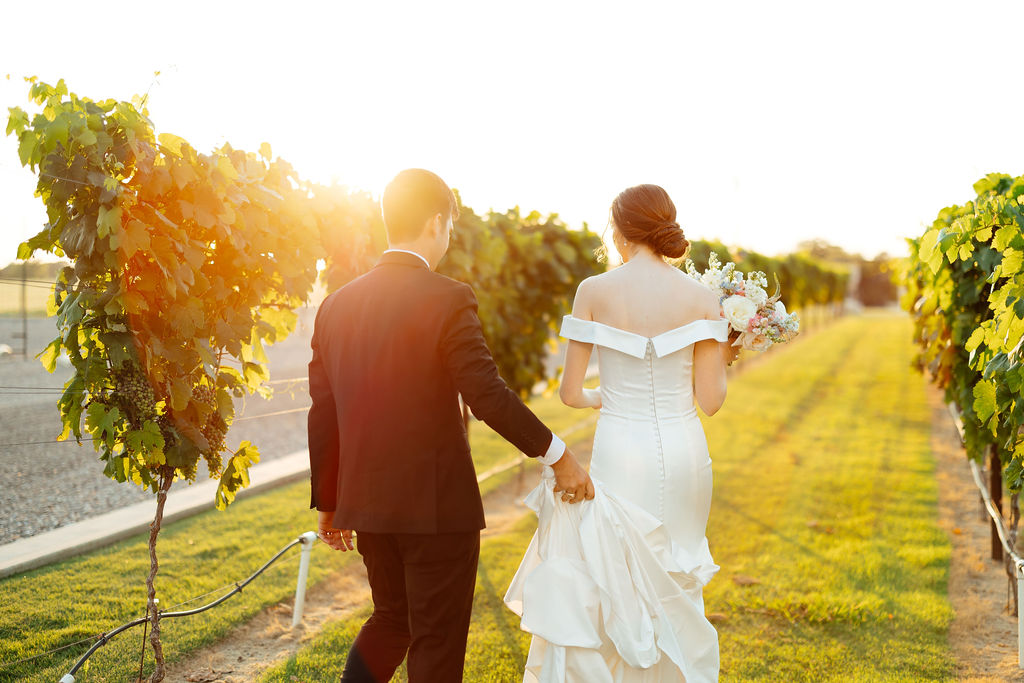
[6,78,326,680]
[902,172,1024,485]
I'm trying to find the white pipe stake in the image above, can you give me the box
[292,531,318,628]
[950,403,1024,668]
[1018,567,1024,669]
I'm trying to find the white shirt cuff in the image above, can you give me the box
[537,433,565,466]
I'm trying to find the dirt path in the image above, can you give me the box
[163,440,593,683]
[929,380,1024,682]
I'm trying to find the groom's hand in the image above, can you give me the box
[551,447,595,504]
[317,509,354,551]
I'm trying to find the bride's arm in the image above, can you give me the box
[693,289,729,416]
[561,341,600,409]
[559,280,601,410]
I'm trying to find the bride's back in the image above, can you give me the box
[571,257,723,419]
[560,183,729,417]
[583,259,712,337]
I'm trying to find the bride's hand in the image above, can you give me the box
[721,332,741,366]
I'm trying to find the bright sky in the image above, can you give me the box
[1,0,1021,265]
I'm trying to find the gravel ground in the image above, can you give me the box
[0,311,317,545]
[0,306,575,545]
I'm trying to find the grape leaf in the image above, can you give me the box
[994,225,1020,251]
[973,380,998,422]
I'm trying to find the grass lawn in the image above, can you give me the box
[261,516,538,683]
[703,312,953,681]
[262,313,956,682]
[0,385,593,683]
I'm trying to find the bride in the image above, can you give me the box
[504,184,739,682]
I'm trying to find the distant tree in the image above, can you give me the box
[797,238,862,263]
[797,239,900,306]
[0,259,69,280]
[857,253,899,306]
[683,241,849,311]
[686,239,733,271]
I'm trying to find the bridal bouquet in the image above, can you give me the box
[685,252,800,352]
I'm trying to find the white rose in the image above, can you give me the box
[774,300,787,316]
[722,295,757,332]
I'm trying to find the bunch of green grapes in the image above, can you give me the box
[194,382,228,473]
[193,383,215,407]
[111,361,157,426]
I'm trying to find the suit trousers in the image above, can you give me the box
[340,529,480,682]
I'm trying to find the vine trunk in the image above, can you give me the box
[146,468,173,682]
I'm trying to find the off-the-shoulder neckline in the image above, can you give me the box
[562,315,727,342]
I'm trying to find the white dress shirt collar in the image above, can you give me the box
[383,248,430,269]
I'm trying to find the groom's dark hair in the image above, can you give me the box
[382,169,460,243]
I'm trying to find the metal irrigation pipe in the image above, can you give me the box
[59,530,318,683]
[947,403,1024,669]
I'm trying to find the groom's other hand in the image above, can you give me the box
[551,447,595,503]
[317,509,354,551]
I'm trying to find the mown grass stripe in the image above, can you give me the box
[262,314,956,682]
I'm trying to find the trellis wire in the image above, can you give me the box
[0,377,309,394]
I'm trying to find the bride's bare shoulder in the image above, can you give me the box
[672,268,720,315]
[570,273,603,312]
[571,270,627,319]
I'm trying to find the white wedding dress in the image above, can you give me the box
[504,314,730,682]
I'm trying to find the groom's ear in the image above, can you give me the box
[428,212,445,237]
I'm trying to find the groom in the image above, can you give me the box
[307,168,594,682]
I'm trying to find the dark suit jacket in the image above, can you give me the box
[307,250,554,534]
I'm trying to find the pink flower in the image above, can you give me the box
[748,334,771,351]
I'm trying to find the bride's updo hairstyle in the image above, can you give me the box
[610,184,690,259]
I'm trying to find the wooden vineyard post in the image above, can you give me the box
[1011,493,1021,617]
[992,446,1004,562]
